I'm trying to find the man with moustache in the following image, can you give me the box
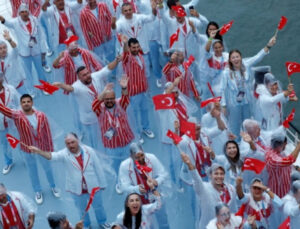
[29,133,110,229]
[92,76,134,174]
[53,57,120,150]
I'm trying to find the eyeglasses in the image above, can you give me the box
[104,98,115,101]
[219,212,230,218]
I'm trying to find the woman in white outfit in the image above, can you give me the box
[115,182,162,229]
[206,203,242,229]
[220,36,276,139]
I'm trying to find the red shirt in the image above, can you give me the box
[0,90,8,128]
[75,154,88,194]
[1,200,25,229]
[26,21,32,34]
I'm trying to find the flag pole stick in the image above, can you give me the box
[20,142,29,148]
[274,28,278,38]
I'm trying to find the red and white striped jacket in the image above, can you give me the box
[265,149,296,198]
[54,48,102,86]
[162,62,199,98]
[122,51,148,96]
[92,95,134,148]
[0,104,53,153]
[10,0,41,18]
[80,2,112,50]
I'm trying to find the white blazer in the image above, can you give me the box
[3,16,46,56]
[72,66,111,125]
[0,84,20,131]
[118,153,168,195]
[41,2,83,50]
[283,194,300,229]
[0,191,37,227]
[51,144,107,195]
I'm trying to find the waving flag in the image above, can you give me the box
[171,5,186,17]
[242,158,266,174]
[278,216,290,229]
[180,120,196,140]
[152,94,176,110]
[283,108,295,128]
[169,28,180,48]
[200,96,221,108]
[6,134,20,149]
[34,80,59,95]
[112,0,119,12]
[219,20,234,36]
[278,16,288,30]
[183,55,195,71]
[166,129,182,145]
[85,187,100,212]
[285,61,300,76]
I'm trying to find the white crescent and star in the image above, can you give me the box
[7,136,16,144]
[161,96,174,107]
[287,63,296,72]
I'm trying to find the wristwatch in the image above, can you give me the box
[265,188,271,193]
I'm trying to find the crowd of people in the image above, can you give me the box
[0,0,299,228]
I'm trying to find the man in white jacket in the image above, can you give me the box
[283,180,300,229]
[118,142,170,228]
[0,183,36,229]
[29,132,110,229]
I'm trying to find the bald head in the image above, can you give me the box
[103,90,116,109]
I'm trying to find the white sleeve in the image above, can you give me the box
[272,194,283,209]
[220,71,227,106]
[118,163,141,194]
[93,66,111,81]
[68,2,82,11]
[14,192,37,215]
[138,13,155,24]
[202,126,222,139]
[190,169,206,200]
[51,150,66,161]
[243,49,268,68]
[151,155,168,186]
[260,92,286,105]
[143,196,162,215]
[283,198,300,217]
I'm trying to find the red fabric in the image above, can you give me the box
[183,55,195,71]
[26,22,32,34]
[266,149,296,197]
[112,0,119,12]
[278,16,288,30]
[34,80,59,95]
[0,90,8,128]
[171,5,186,17]
[1,200,25,229]
[182,23,187,34]
[1,61,4,73]
[80,3,112,50]
[88,83,98,98]
[122,52,148,96]
[180,120,196,140]
[242,157,266,174]
[194,141,212,177]
[0,105,53,153]
[278,217,291,229]
[75,154,88,194]
[85,187,100,212]
[54,48,102,89]
[162,62,199,97]
[92,95,134,148]
[152,94,176,110]
[174,101,188,124]
[135,160,152,173]
[6,134,20,149]
[58,12,75,44]
[166,129,182,144]
[220,185,231,204]
[207,57,227,70]
[285,61,300,76]
[169,28,180,48]
[283,108,295,128]
[200,96,221,108]
[236,202,272,221]
[135,169,150,204]
[219,20,234,36]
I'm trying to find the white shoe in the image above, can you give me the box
[42,65,52,73]
[46,51,53,57]
[52,188,60,198]
[99,223,111,229]
[156,79,162,88]
[139,136,144,144]
[35,192,43,204]
[2,164,13,175]
[115,184,123,195]
[143,129,155,138]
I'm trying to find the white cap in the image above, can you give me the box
[18,3,29,13]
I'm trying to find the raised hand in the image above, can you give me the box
[119,74,129,88]
[240,132,253,143]
[2,30,11,41]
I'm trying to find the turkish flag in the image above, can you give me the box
[183,55,195,71]
[6,134,20,149]
[152,94,176,110]
[180,120,196,140]
[166,129,182,144]
[278,217,290,229]
[219,20,234,36]
[169,28,180,48]
[289,90,296,98]
[200,96,221,108]
[277,16,288,30]
[285,61,300,76]
[112,0,119,12]
[85,187,100,212]
[64,35,79,46]
[242,157,266,174]
[171,5,186,17]
[283,108,295,128]
[34,80,59,95]
[135,161,152,173]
